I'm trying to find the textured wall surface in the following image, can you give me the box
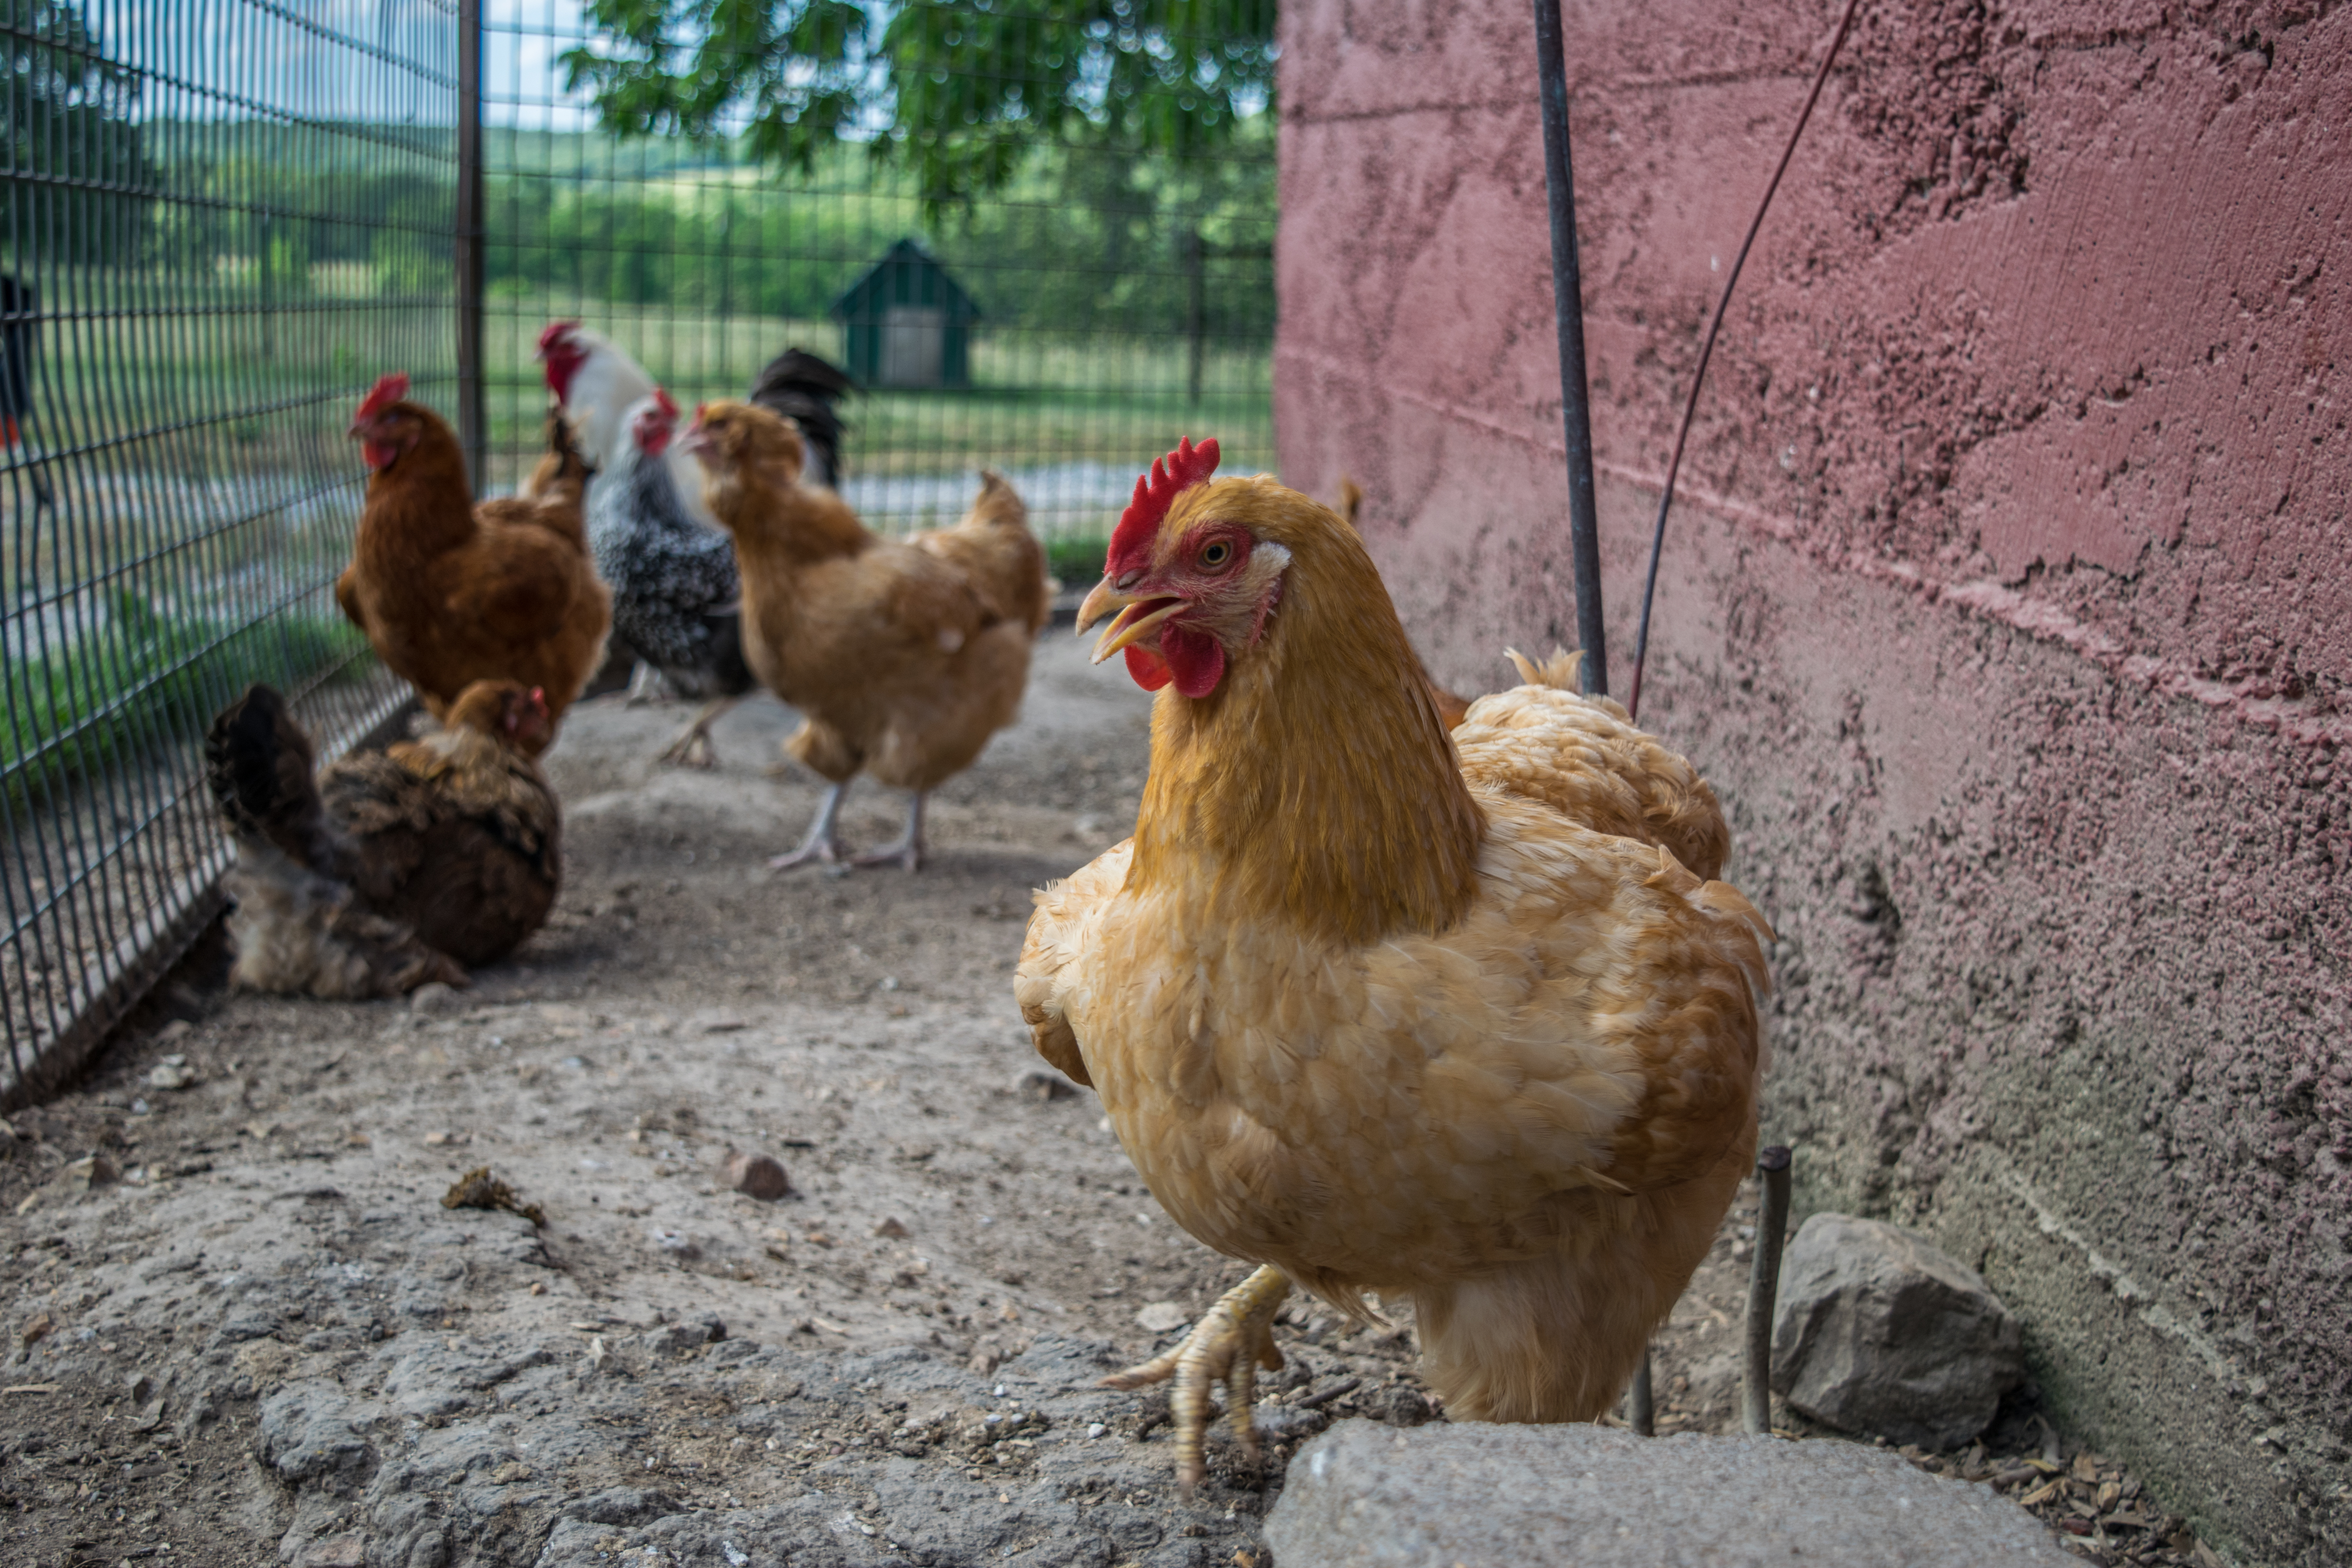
[1272,2,2351,1561]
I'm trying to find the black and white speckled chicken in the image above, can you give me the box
[588,388,754,767]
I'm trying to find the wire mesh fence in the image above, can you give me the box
[0,0,1277,1103]
[1,0,452,1103]
[481,0,1276,568]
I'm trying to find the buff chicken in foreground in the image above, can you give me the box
[1015,440,1773,1492]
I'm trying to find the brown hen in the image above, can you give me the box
[206,681,562,997]
[336,374,610,750]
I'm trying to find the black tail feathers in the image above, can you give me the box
[205,684,330,871]
[747,347,854,488]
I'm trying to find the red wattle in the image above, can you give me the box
[1124,644,1173,690]
[1162,626,1225,698]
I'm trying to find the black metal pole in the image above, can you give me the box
[1742,1145,1794,1434]
[455,0,488,497]
[1532,0,1607,697]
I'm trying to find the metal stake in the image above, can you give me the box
[1530,0,1608,697]
[1742,1145,1794,1434]
[455,0,488,497]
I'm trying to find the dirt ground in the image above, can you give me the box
[0,633,2215,1567]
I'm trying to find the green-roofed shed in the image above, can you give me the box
[830,239,979,389]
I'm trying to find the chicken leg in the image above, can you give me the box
[769,782,848,870]
[624,660,669,706]
[657,695,740,769]
[849,790,927,872]
[1102,1264,1290,1495]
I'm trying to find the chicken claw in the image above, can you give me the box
[768,782,848,870]
[848,791,927,872]
[1103,1264,1290,1494]
[657,696,740,769]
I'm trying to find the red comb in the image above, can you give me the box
[356,372,409,421]
[653,387,678,423]
[692,402,710,426]
[1107,437,1220,576]
[535,320,579,357]
[528,686,545,707]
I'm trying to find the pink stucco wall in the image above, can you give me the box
[1273,1,2351,1560]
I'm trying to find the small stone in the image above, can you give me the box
[410,981,463,1017]
[1134,1300,1189,1334]
[62,1153,118,1192]
[21,1312,54,1347]
[1381,1387,1437,1427]
[490,1461,533,1484]
[1015,1069,1080,1102]
[441,1167,544,1226]
[642,1318,724,1354]
[699,1014,750,1034]
[872,1216,909,1239]
[1770,1213,2025,1450]
[649,1227,700,1258]
[147,1055,198,1091]
[725,1150,791,1202]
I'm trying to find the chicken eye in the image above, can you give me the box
[1200,539,1234,570]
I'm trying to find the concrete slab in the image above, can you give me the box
[1265,1419,2075,1568]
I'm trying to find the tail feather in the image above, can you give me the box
[918,468,1047,632]
[1504,645,1588,693]
[748,347,854,488]
[206,685,337,873]
[962,468,1027,533]
[519,398,597,518]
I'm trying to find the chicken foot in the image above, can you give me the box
[657,696,740,769]
[768,782,849,870]
[848,791,927,872]
[1102,1264,1290,1495]
[624,661,671,706]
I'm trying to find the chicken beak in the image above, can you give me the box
[1079,581,1186,666]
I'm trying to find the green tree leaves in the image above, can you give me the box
[563,0,1276,212]
[3,0,154,260]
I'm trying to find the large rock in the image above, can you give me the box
[1265,1420,2071,1567]
[1771,1213,2025,1448]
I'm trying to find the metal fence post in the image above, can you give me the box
[1743,1145,1795,1434]
[1532,0,1608,698]
[1186,228,1206,406]
[455,0,488,497]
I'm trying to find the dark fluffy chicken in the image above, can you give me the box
[747,347,855,489]
[589,389,755,767]
[207,681,561,996]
